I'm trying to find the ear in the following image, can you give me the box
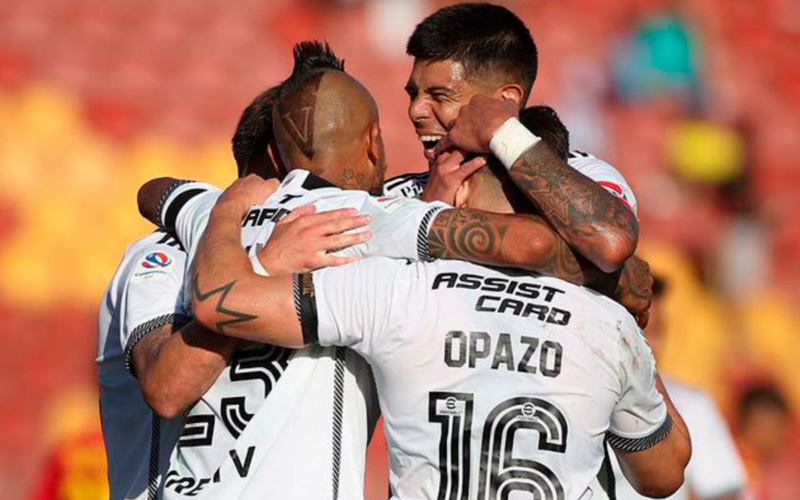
[494,83,525,107]
[367,121,382,167]
[267,141,287,179]
[454,177,473,208]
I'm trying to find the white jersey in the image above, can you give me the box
[613,379,747,500]
[302,258,671,500]
[155,169,448,499]
[97,230,189,500]
[383,150,639,216]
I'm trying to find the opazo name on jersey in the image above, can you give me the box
[444,330,563,377]
[432,272,572,326]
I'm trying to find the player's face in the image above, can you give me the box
[405,59,487,164]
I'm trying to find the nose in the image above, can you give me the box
[408,95,431,127]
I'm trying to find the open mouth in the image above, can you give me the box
[419,134,443,159]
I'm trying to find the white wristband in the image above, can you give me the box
[250,252,271,277]
[489,117,541,170]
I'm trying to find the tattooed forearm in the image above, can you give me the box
[428,209,598,287]
[508,143,639,271]
[192,274,258,335]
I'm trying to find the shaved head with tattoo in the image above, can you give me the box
[273,43,386,195]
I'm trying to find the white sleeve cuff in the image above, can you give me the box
[489,117,541,170]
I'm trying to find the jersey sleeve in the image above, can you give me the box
[293,258,404,360]
[157,181,222,261]
[120,244,190,376]
[607,323,671,452]
[567,153,639,217]
[357,196,449,262]
[684,392,747,498]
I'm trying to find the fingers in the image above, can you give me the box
[433,136,452,156]
[459,155,487,177]
[277,204,317,225]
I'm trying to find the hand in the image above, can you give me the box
[258,206,373,275]
[614,256,654,328]
[422,150,487,204]
[434,95,519,155]
[215,175,280,219]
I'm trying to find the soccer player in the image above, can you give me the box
[181,151,692,500]
[389,3,639,276]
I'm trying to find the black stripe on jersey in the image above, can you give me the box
[163,188,207,232]
[607,414,673,452]
[221,397,254,438]
[383,171,429,191]
[568,150,591,159]
[293,273,319,344]
[417,207,443,262]
[302,172,337,191]
[147,412,161,500]
[179,414,215,447]
[125,313,191,377]
[331,347,346,500]
[596,441,617,500]
[156,180,193,228]
[155,230,185,251]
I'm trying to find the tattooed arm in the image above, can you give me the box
[428,208,652,326]
[435,95,638,273]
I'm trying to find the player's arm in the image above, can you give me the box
[120,244,238,420]
[189,176,358,346]
[132,321,239,420]
[614,375,692,497]
[435,95,638,272]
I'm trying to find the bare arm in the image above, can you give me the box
[132,321,238,419]
[138,177,183,226]
[436,95,638,272]
[614,375,692,497]
[428,208,653,326]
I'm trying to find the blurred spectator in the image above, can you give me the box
[612,276,748,500]
[736,384,800,500]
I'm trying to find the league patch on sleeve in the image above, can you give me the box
[132,251,176,281]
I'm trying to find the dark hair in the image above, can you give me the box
[280,40,345,97]
[407,3,537,99]
[518,105,569,161]
[738,384,790,423]
[231,85,281,178]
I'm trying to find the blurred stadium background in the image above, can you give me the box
[1,0,799,498]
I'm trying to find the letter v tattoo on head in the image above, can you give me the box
[192,273,259,335]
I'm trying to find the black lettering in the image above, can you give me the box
[540,341,563,377]
[497,298,523,316]
[457,274,482,290]
[517,336,539,374]
[506,281,518,295]
[231,446,255,478]
[491,333,515,371]
[476,295,499,312]
[445,331,467,367]
[272,207,290,223]
[256,208,273,227]
[468,331,491,368]
[541,286,565,302]
[242,209,260,227]
[522,303,548,321]
[482,277,507,293]
[433,273,457,290]
[516,283,541,300]
[546,308,571,326]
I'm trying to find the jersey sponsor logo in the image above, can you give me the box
[242,207,291,228]
[142,252,171,268]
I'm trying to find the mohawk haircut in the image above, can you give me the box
[276,41,346,160]
[407,3,538,99]
[519,105,570,161]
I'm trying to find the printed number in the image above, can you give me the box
[430,393,568,500]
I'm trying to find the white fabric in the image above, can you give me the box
[612,379,747,500]
[97,231,187,500]
[490,117,541,169]
[311,257,667,500]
